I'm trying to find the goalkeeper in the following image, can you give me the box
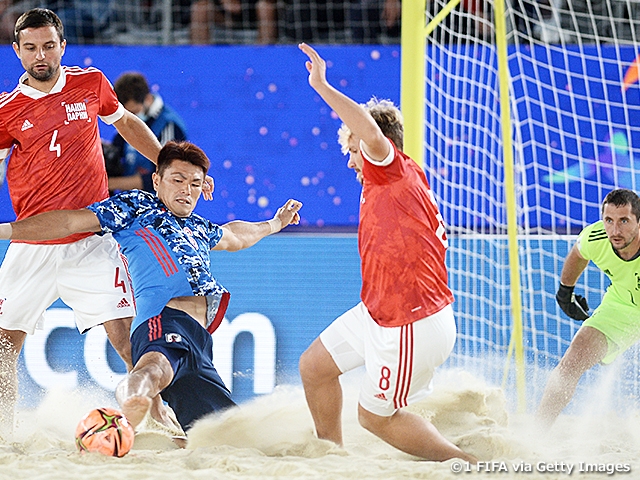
[537,188,640,427]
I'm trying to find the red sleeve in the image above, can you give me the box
[362,140,407,185]
[0,122,14,153]
[96,71,120,117]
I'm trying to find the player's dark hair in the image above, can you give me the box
[157,141,210,177]
[14,8,64,45]
[602,189,640,220]
[114,72,150,105]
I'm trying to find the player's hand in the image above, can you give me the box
[299,43,328,90]
[271,199,302,233]
[556,283,589,321]
[203,175,215,201]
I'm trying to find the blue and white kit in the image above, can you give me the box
[87,190,236,429]
[87,190,230,334]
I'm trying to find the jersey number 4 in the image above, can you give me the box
[114,267,128,293]
[49,130,61,157]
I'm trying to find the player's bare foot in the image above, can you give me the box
[148,396,185,437]
[121,395,152,429]
[172,435,187,448]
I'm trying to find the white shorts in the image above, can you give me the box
[320,302,456,417]
[0,235,135,334]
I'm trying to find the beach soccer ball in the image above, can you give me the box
[75,407,135,457]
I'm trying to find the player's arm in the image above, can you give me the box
[556,244,590,321]
[213,199,302,251]
[0,209,101,241]
[112,109,162,164]
[112,112,214,200]
[560,244,589,286]
[298,43,389,161]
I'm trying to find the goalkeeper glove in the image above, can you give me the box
[556,283,590,321]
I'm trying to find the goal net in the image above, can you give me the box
[424,0,640,410]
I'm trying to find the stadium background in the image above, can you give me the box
[0,44,396,407]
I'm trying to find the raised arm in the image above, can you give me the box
[0,209,101,242]
[213,199,302,252]
[298,43,389,161]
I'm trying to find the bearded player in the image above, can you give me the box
[0,8,176,434]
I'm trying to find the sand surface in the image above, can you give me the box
[1,370,637,479]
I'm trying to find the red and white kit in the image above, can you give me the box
[320,138,456,416]
[0,66,134,332]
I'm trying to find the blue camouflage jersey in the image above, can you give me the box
[87,190,229,334]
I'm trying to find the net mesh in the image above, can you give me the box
[426,0,640,410]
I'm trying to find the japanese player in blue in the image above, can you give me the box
[0,140,302,437]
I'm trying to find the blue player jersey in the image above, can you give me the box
[87,190,229,334]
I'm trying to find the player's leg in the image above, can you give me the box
[104,315,182,434]
[158,318,236,432]
[299,338,344,445]
[123,307,225,437]
[103,316,133,371]
[109,315,182,436]
[299,303,367,446]
[0,243,60,435]
[57,234,135,365]
[536,326,608,427]
[116,351,174,429]
[358,405,476,462]
[356,304,474,461]
[0,328,26,434]
[537,299,640,427]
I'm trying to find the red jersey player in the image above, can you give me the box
[297,43,477,463]
[0,8,165,435]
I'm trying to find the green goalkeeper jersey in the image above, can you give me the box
[578,220,640,308]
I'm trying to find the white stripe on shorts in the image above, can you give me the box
[393,323,413,409]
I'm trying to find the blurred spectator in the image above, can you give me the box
[0,1,38,43]
[0,0,13,43]
[190,0,277,44]
[0,0,115,44]
[512,0,565,43]
[53,0,114,43]
[105,72,187,193]
[460,0,491,40]
[426,0,491,43]
[282,0,348,42]
[349,0,400,44]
